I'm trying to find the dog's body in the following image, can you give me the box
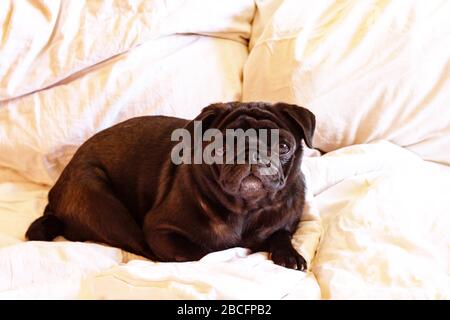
[26,102,315,270]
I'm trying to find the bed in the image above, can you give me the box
[0,0,449,299]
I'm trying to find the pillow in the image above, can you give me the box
[244,0,450,165]
[248,0,284,50]
[0,0,254,100]
[0,1,255,184]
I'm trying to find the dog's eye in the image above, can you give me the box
[279,143,290,154]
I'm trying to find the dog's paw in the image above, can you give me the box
[270,248,307,271]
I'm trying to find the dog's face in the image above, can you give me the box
[187,102,315,201]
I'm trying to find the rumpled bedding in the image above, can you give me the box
[0,141,448,299]
[245,0,450,165]
[0,0,254,185]
[1,0,449,299]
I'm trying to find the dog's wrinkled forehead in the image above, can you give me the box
[195,102,315,148]
[201,102,288,131]
[222,107,285,131]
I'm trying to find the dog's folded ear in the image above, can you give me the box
[184,102,234,132]
[276,103,316,149]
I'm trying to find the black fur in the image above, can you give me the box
[26,206,63,241]
[26,102,315,270]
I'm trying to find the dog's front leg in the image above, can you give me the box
[263,229,307,271]
[145,228,208,263]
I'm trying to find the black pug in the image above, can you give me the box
[26,102,315,270]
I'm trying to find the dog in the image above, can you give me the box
[26,102,315,270]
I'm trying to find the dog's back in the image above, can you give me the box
[26,115,188,259]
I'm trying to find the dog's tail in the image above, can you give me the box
[25,205,63,241]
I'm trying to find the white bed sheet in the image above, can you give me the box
[0,0,254,186]
[0,141,448,299]
[244,0,450,166]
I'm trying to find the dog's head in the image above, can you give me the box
[182,102,315,201]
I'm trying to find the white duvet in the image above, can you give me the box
[245,0,450,166]
[0,141,449,299]
[1,0,449,300]
[0,0,254,185]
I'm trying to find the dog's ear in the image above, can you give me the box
[277,103,315,148]
[185,102,233,132]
